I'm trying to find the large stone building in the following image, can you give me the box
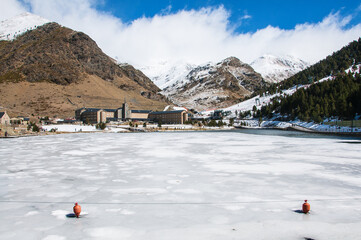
[75,102,131,124]
[75,102,189,125]
[130,110,152,121]
[148,110,188,124]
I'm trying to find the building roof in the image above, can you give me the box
[150,110,186,115]
[83,108,102,113]
[0,112,7,118]
[103,109,117,112]
[131,110,151,113]
[80,108,120,113]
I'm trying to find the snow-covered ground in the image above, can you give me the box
[221,86,298,118]
[250,55,309,83]
[235,120,361,133]
[41,124,97,132]
[291,120,361,133]
[163,106,189,111]
[0,12,49,41]
[139,61,196,90]
[1,131,361,239]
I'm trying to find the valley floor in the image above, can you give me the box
[2,119,361,139]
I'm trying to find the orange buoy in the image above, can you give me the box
[73,202,81,218]
[302,200,310,214]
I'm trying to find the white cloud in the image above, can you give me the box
[0,0,28,21]
[160,5,173,15]
[3,0,361,68]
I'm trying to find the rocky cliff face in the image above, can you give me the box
[0,22,169,117]
[162,57,267,110]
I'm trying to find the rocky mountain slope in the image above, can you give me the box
[141,56,307,110]
[250,55,309,83]
[0,21,169,117]
[162,57,267,110]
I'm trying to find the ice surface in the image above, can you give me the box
[0,131,361,239]
[41,124,97,132]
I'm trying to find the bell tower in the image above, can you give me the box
[122,98,130,120]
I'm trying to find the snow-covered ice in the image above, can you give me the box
[41,124,98,132]
[0,130,361,239]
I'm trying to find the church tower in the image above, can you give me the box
[122,98,130,120]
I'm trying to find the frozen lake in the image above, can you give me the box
[0,130,361,239]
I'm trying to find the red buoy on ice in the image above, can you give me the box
[73,202,81,218]
[302,200,310,214]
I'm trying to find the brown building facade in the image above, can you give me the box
[148,110,188,124]
[75,102,131,124]
[131,110,151,121]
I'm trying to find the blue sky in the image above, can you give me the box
[97,0,361,32]
[2,0,361,66]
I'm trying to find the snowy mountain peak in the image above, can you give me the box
[0,12,50,41]
[251,55,309,83]
[162,57,265,110]
[219,56,240,65]
[140,61,196,90]
[222,56,247,64]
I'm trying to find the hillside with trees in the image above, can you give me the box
[252,38,361,122]
[279,38,361,90]
[258,71,361,122]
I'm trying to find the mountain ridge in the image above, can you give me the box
[250,55,309,83]
[162,57,267,110]
[0,21,169,117]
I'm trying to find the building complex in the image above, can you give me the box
[75,102,189,124]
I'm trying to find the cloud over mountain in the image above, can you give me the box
[2,0,361,67]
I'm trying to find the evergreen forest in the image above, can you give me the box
[280,38,361,90]
[252,38,361,122]
[258,72,361,122]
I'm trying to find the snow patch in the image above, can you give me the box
[51,210,68,220]
[42,235,66,240]
[251,55,309,83]
[85,227,134,239]
[41,124,97,132]
[0,12,50,41]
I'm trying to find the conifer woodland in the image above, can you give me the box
[280,38,361,90]
[255,38,361,122]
